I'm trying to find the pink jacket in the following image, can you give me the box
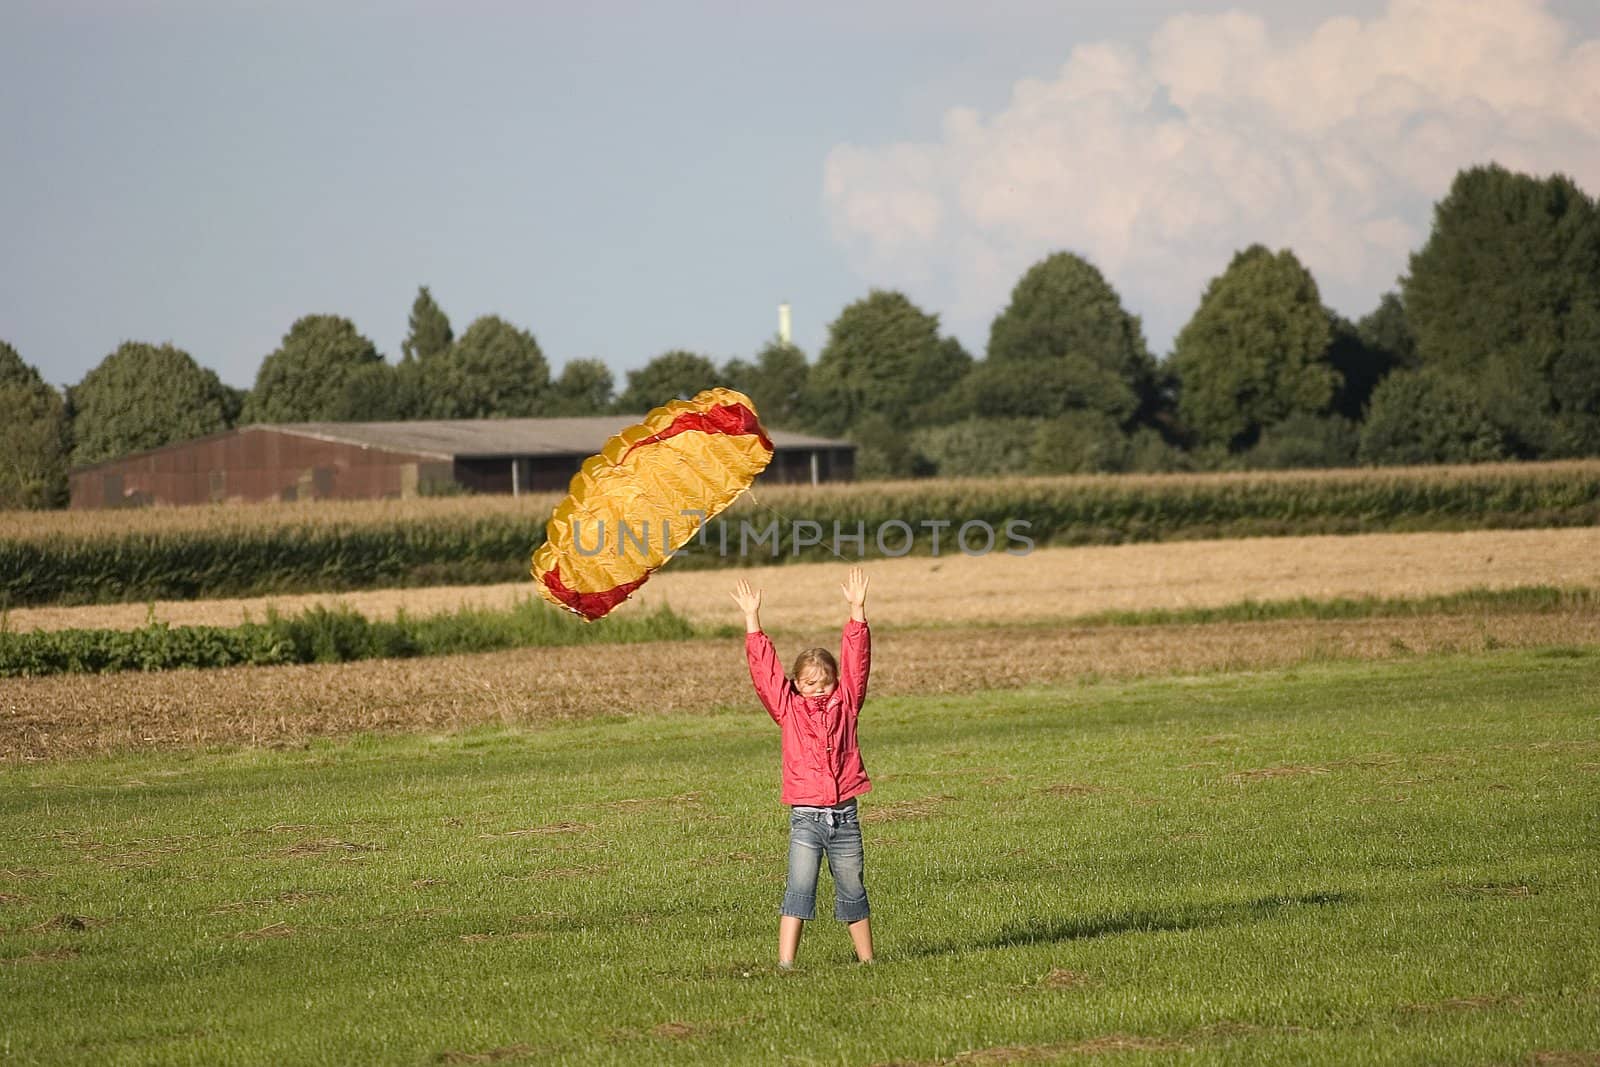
[745,620,872,807]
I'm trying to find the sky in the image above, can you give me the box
[3,0,1599,392]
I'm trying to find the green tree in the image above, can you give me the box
[910,337,975,424]
[1030,410,1134,474]
[806,290,963,435]
[722,340,810,427]
[1402,164,1600,455]
[241,316,390,424]
[1170,245,1337,450]
[71,342,235,465]
[615,351,722,412]
[421,315,551,419]
[1357,291,1417,371]
[908,417,1039,477]
[849,413,924,480]
[1324,313,1402,423]
[549,358,616,416]
[1357,369,1507,466]
[962,354,1138,426]
[974,251,1157,424]
[335,362,404,421]
[392,359,430,421]
[1246,413,1359,469]
[400,285,453,364]
[220,384,248,426]
[0,341,70,508]
[1548,301,1600,454]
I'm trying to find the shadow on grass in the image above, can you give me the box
[904,890,1354,958]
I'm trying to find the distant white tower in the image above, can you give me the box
[778,302,792,345]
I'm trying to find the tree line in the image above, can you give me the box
[3,162,1597,509]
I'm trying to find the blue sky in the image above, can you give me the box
[4,0,1598,391]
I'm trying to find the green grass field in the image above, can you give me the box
[2,648,1597,1065]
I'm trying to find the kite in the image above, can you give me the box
[531,387,774,620]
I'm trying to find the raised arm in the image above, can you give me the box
[839,567,871,708]
[733,579,788,723]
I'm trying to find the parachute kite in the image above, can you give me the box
[531,387,774,620]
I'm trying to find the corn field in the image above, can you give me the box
[4,462,1598,608]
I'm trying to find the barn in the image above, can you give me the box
[68,417,856,508]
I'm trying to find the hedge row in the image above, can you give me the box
[0,599,699,677]
[5,464,1599,607]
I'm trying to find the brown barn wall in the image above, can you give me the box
[69,430,448,509]
[69,431,855,509]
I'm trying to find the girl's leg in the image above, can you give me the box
[778,915,805,967]
[826,817,873,961]
[780,814,823,966]
[847,918,874,963]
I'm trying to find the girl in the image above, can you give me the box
[731,567,874,968]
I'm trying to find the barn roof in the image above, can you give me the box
[256,417,850,460]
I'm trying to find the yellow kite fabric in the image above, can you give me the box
[531,388,774,620]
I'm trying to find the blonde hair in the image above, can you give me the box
[791,647,838,683]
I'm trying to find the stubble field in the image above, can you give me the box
[9,526,1600,634]
[5,525,1600,762]
[5,603,1599,763]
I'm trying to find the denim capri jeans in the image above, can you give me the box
[782,799,870,923]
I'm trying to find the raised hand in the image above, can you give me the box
[841,566,868,621]
[730,578,763,632]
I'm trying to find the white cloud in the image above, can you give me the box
[822,0,1600,353]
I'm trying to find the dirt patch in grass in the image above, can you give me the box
[1528,1053,1600,1066]
[885,1034,1191,1067]
[1067,1034,1190,1054]
[211,889,333,913]
[1191,1021,1277,1039]
[1241,756,1414,779]
[510,864,613,881]
[2,946,80,965]
[863,795,955,822]
[1043,783,1109,797]
[28,913,110,932]
[509,911,579,929]
[1225,765,1331,783]
[367,907,450,925]
[278,839,379,858]
[1400,993,1526,1013]
[234,921,295,940]
[612,1016,757,1043]
[608,791,702,810]
[5,610,1598,762]
[478,822,592,838]
[942,1048,1055,1066]
[435,1043,542,1064]
[97,845,187,869]
[1040,967,1092,989]
[39,830,197,869]
[1451,882,1536,897]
